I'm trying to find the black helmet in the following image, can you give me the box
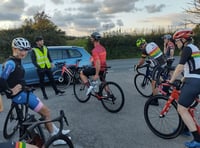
[35,36,43,42]
[91,32,101,40]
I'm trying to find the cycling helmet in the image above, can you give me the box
[173,29,193,40]
[136,38,146,47]
[162,34,172,39]
[91,32,101,40]
[12,37,31,51]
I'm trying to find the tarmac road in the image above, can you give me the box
[0,58,191,148]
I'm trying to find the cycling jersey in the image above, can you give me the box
[1,56,43,112]
[91,44,107,71]
[142,42,166,66]
[179,44,200,78]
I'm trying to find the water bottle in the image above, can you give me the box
[91,80,99,92]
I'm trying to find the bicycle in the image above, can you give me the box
[73,66,125,113]
[144,80,200,139]
[53,59,81,89]
[3,88,73,148]
[3,87,45,141]
[20,110,74,148]
[134,58,175,98]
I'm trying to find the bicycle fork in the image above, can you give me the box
[159,89,180,118]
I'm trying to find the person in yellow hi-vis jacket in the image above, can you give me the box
[31,36,65,100]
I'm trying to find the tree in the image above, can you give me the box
[185,0,200,25]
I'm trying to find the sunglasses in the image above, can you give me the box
[175,39,181,43]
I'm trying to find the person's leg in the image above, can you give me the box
[45,69,65,95]
[80,67,96,85]
[27,92,70,135]
[37,69,48,99]
[178,78,200,147]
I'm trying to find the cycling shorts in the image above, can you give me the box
[12,91,43,112]
[0,141,26,148]
[178,78,200,107]
[82,67,105,81]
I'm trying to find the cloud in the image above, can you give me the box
[51,0,64,4]
[74,0,94,3]
[145,4,166,13]
[25,5,45,16]
[101,0,139,14]
[0,0,25,21]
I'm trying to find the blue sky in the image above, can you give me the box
[0,0,194,36]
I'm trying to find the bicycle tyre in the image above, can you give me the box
[100,81,125,113]
[53,70,71,89]
[134,73,152,97]
[144,95,184,139]
[45,134,74,148]
[73,78,90,102]
[3,104,24,139]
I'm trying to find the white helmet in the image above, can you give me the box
[12,37,31,50]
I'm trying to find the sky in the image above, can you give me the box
[0,0,195,36]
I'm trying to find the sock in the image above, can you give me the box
[192,131,200,142]
[51,123,59,136]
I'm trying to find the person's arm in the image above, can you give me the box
[169,46,191,83]
[137,57,145,67]
[94,59,101,80]
[31,50,40,69]
[169,64,184,83]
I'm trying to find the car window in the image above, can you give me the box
[49,49,70,60]
[68,49,82,58]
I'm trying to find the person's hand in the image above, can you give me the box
[11,84,22,96]
[51,63,55,68]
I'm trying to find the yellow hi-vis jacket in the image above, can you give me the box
[33,46,51,69]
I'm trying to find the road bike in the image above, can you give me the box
[3,87,45,140]
[144,80,200,139]
[3,88,73,148]
[53,59,82,89]
[73,66,125,113]
[20,110,74,148]
[134,58,175,98]
[53,59,81,89]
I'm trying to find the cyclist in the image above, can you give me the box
[0,37,70,145]
[80,32,107,96]
[135,38,167,105]
[162,34,175,66]
[169,28,200,147]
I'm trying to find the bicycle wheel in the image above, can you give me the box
[45,134,74,148]
[134,73,152,97]
[73,78,90,102]
[144,95,184,139]
[100,82,125,113]
[3,104,24,139]
[53,70,71,89]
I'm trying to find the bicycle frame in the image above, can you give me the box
[158,82,200,133]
